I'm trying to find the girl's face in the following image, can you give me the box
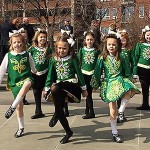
[107,38,118,55]
[57,41,69,58]
[85,35,95,48]
[120,37,127,48]
[145,31,150,43]
[12,36,23,52]
[37,33,47,46]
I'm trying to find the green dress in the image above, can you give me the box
[120,48,136,75]
[134,43,150,72]
[91,55,140,103]
[28,46,52,74]
[78,47,101,75]
[45,55,86,102]
[7,51,33,98]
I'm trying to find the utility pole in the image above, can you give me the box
[2,0,5,20]
[22,0,26,17]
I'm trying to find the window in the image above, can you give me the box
[96,8,110,20]
[122,6,134,22]
[104,8,110,19]
[112,8,117,19]
[100,27,109,34]
[139,6,144,18]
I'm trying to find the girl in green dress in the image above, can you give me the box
[44,34,88,144]
[78,31,101,119]
[91,34,140,143]
[0,33,36,137]
[117,30,136,123]
[29,29,52,119]
[135,25,150,110]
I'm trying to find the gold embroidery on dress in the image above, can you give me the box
[10,57,27,73]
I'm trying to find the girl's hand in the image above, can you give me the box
[43,91,47,98]
[82,90,88,97]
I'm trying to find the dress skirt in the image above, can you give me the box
[47,81,82,103]
[100,76,140,103]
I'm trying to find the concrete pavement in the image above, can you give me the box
[0,83,150,150]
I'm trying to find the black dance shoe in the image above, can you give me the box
[117,112,127,123]
[112,134,123,143]
[31,113,45,119]
[60,131,73,144]
[5,106,16,119]
[14,128,24,138]
[136,106,150,110]
[82,114,95,119]
[49,114,59,127]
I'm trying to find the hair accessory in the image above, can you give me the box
[18,28,25,33]
[142,25,150,33]
[37,28,42,32]
[120,29,127,33]
[108,30,121,39]
[67,38,75,47]
[83,30,94,36]
[61,29,71,35]
[83,31,87,36]
[9,30,19,37]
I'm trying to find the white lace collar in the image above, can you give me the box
[55,55,71,61]
[142,43,150,46]
[10,51,26,56]
[84,47,95,51]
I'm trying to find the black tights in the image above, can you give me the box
[51,85,72,133]
[138,67,150,107]
[83,74,95,115]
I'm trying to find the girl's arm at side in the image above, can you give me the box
[0,54,8,84]
[73,57,86,90]
[45,59,55,91]
[90,58,103,90]
[29,53,37,74]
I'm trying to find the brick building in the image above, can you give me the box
[0,0,149,41]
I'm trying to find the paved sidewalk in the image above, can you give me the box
[0,84,149,150]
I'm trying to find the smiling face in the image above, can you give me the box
[85,35,95,48]
[37,33,47,47]
[12,36,23,53]
[145,31,150,43]
[57,41,69,58]
[107,38,118,55]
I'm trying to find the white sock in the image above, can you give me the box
[18,117,24,129]
[118,98,129,113]
[12,95,23,108]
[110,119,118,135]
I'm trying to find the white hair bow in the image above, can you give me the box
[37,28,42,32]
[121,29,127,33]
[83,30,93,36]
[108,30,121,39]
[18,28,25,33]
[67,38,75,47]
[142,25,150,33]
[9,30,19,37]
[61,29,71,35]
